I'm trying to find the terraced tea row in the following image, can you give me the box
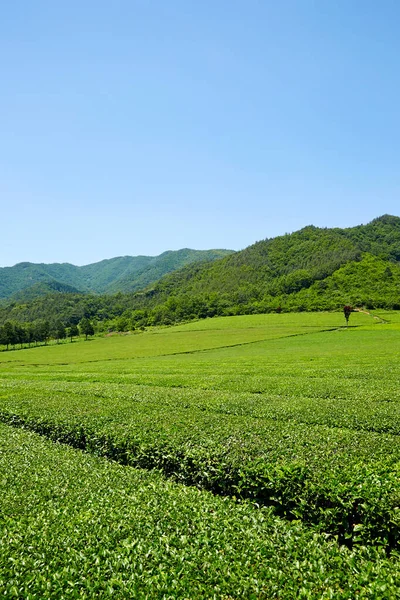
[1,423,399,599]
[1,377,400,549]
[2,312,399,549]
[3,369,400,435]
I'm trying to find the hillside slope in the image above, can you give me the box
[144,214,399,294]
[1,215,399,329]
[128,214,400,322]
[105,249,233,294]
[0,249,233,301]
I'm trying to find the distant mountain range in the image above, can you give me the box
[1,215,400,329]
[0,249,233,302]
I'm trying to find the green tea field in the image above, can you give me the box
[2,311,400,597]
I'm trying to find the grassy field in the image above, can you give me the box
[1,310,400,596]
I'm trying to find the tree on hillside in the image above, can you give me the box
[25,323,35,347]
[6,322,17,349]
[35,320,51,345]
[79,318,94,340]
[52,320,66,344]
[343,305,353,326]
[0,321,15,350]
[67,324,79,342]
[14,323,27,348]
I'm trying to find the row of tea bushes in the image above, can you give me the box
[2,423,400,599]
[1,385,400,550]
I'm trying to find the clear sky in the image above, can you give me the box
[1,1,399,267]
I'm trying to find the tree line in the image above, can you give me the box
[0,317,94,350]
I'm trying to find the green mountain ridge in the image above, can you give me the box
[1,215,399,330]
[0,249,233,301]
[130,214,400,321]
[141,214,399,294]
[10,280,83,302]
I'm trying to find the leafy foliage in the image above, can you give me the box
[3,424,400,598]
[79,317,95,340]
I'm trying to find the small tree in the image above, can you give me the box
[343,305,352,326]
[67,324,79,342]
[2,321,17,350]
[35,320,51,345]
[14,323,27,348]
[25,323,35,347]
[53,321,66,344]
[79,318,94,340]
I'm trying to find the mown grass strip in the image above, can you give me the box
[2,423,400,599]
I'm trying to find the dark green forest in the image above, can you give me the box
[1,215,399,345]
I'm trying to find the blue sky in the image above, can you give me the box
[1,1,399,266]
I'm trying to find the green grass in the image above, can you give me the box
[1,311,400,555]
[0,311,354,364]
[2,423,400,599]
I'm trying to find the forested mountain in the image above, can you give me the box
[0,249,233,301]
[104,249,232,294]
[136,214,400,313]
[1,215,399,339]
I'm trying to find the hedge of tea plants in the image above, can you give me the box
[2,313,400,552]
[1,378,400,550]
[2,423,400,599]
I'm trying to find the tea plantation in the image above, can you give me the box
[1,311,400,597]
